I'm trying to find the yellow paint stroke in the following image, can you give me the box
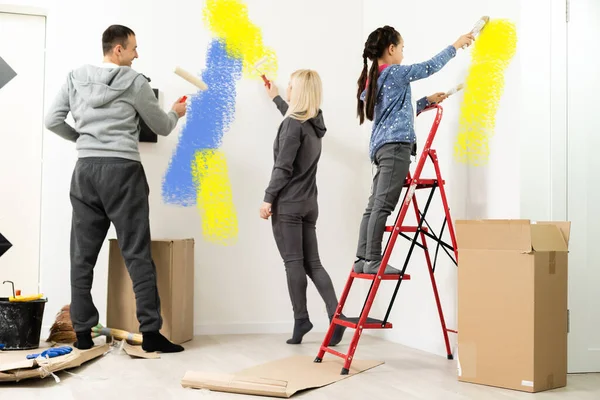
[203,0,278,79]
[192,149,238,244]
[455,19,517,166]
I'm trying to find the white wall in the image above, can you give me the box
[4,0,568,359]
[5,0,366,335]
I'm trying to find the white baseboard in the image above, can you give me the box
[43,321,334,338]
[194,321,331,336]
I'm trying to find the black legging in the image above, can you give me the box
[271,200,339,320]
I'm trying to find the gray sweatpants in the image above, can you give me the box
[69,157,162,333]
[356,143,412,261]
[271,200,339,320]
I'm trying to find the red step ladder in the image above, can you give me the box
[315,104,459,374]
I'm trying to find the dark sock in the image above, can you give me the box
[286,318,313,344]
[74,332,94,350]
[328,314,347,346]
[142,331,184,353]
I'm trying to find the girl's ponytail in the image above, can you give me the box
[356,55,369,124]
[365,58,380,123]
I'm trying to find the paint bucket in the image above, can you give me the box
[0,298,47,350]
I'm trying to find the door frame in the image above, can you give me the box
[0,4,48,293]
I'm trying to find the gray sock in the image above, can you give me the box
[353,258,365,273]
[364,260,401,275]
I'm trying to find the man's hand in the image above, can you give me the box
[453,33,475,50]
[172,98,187,118]
[265,83,279,100]
[259,202,273,220]
[427,92,448,105]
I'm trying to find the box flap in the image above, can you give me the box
[530,224,568,251]
[455,220,532,252]
[535,222,571,246]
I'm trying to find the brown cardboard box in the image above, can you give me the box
[456,220,570,393]
[107,239,194,344]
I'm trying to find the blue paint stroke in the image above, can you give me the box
[162,39,242,206]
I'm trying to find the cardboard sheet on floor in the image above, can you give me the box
[181,355,383,398]
[122,342,160,359]
[0,343,109,382]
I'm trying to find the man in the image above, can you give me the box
[45,25,187,353]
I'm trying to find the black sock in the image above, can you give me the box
[74,332,94,350]
[328,314,347,346]
[142,331,184,353]
[286,318,313,344]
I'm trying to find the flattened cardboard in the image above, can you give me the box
[122,342,160,359]
[181,355,384,398]
[456,219,569,393]
[0,343,109,383]
[107,239,194,344]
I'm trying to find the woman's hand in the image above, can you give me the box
[265,82,279,100]
[427,92,448,105]
[260,202,273,219]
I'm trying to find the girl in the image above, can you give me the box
[260,70,345,346]
[354,26,474,274]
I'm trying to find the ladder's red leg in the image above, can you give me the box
[341,322,363,374]
[316,269,355,361]
[411,183,453,359]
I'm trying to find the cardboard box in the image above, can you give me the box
[107,239,194,344]
[456,220,570,393]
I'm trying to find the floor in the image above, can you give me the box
[3,333,600,399]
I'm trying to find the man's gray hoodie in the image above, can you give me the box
[45,64,180,161]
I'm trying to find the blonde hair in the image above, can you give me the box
[286,69,322,122]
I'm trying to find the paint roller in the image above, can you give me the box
[253,57,271,88]
[463,16,490,49]
[174,66,209,102]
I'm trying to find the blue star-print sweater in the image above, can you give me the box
[361,45,456,161]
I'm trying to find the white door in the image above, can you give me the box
[567,0,600,373]
[0,11,46,298]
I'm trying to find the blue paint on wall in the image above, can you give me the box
[162,40,242,206]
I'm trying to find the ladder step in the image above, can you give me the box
[321,346,347,359]
[403,179,444,188]
[385,226,429,233]
[351,272,411,281]
[334,316,393,330]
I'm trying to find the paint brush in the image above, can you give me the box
[174,67,209,91]
[253,57,271,88]
[92,324,143,345]
[445,83,464,97]
[463,16,490,49]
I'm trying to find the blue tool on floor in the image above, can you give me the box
[26,345,72,359]
[0,344,5,350]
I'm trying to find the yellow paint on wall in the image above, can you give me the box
[192,149,238,244]
[203,0,278,80]
[455,19,517,166]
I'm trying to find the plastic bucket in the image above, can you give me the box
[0,298,47,350]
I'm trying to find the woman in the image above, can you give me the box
[260,70,345,346]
